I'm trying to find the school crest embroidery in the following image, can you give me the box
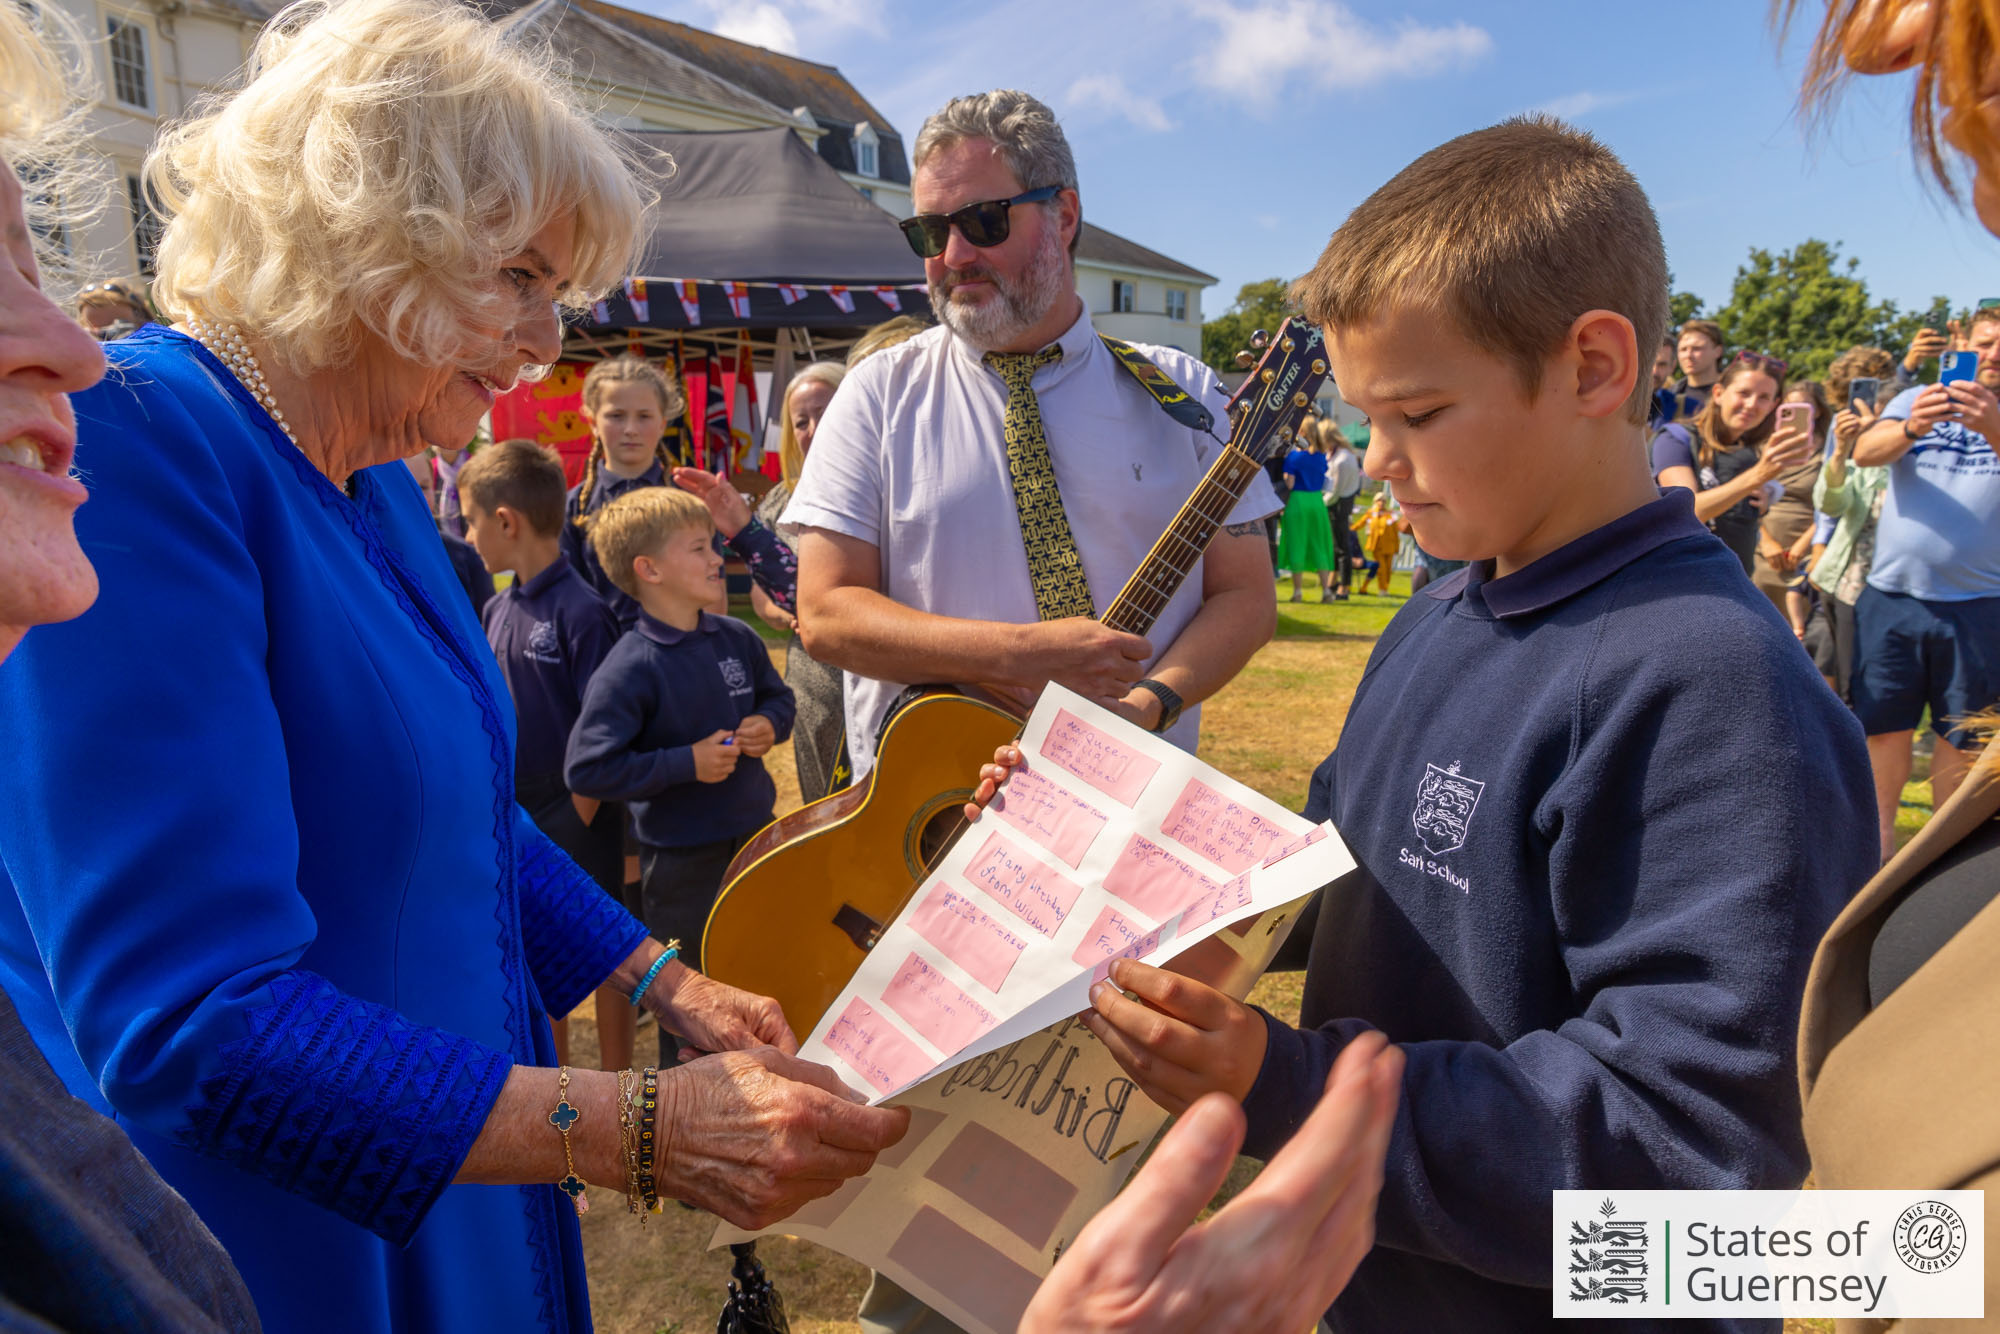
[525,620,561,664]
[718,657,750,692]
[1411,761,1484,857]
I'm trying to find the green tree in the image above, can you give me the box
[1707,239,1953,381]
[1202,278,1297,374]
[1669,286,1705,328]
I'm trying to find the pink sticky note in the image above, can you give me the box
[1039,708,1161,807]
[1103,832,1218,920]
[963,829,1083,938]
[907,882,1029,993]
[987,760,1109,869]
[1159,776,1290,874]
[823,997,932,1096]
[882,952,997,1058]
[1071,905,1177,984]
[1185,871,1254,925]
[1262,825,1328,868]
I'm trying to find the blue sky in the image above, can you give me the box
[637,0,1996,319]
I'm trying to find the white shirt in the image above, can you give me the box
[784,303,1282,777]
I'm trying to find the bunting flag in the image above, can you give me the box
[777,283,808,305]
[592,299,611,324]
[827,285,855,314]
[624,278,650,324]
[874,286,901,312]
[727,282,753,320]
[677,280,702,327]
[578,278,929,328]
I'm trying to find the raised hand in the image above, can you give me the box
[671,466,754,539]
[1946,378,2000,440]
[655,1047,909,1230]
[1019,1032,1403,1334]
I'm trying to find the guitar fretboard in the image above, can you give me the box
[1101,446,1266,636]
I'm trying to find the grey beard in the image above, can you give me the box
[931,224,1072,352]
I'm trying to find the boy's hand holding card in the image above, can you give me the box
[1083,957,1270,1114]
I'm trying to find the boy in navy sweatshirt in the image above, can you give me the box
[566,486,793,1061]
[458,439,629,1069]
[1071,118,1879,1331]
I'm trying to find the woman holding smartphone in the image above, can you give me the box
[1650,351,1814,574]
[1756,380,1831,616]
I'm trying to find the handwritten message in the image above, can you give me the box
[907,883,1029,993]
[1160,777,1291,873]
[964,829,1083,938]
[988,762,1109,869]
[1184,871,1253,926]
[825,997,932,1096]
[1103,833,1217,920]
[883,953,998,1058]
[1040,709,1160,807]
[1262,825,1328,868]
[1070,906,1176,984]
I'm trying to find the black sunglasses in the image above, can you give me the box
[898,185,1063,259]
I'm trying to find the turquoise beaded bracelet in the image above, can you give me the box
[628,940,680,1009]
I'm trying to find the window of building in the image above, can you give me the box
[1111,279,1136,314]
[854,123,880,179]
[128,175,163,276]
[1165,288,1187,321]
[858,186,874,203]
[106,15,151,111]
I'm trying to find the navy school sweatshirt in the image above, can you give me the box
[564,611,794,849]
[1244,489,1878,1333]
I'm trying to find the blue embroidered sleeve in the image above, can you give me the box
[181,970,510,1246]
[724,518,798,613]
[515,812,649,1018]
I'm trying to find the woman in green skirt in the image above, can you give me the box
[1277,417,1338,601]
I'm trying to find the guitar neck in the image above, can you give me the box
[1101,445,1267,636]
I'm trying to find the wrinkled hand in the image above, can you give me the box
[733,713,778,758]
[649,962,796,1056]
[671,467,755,539]
[1083,959,1270,1114]
[692,729,740,783]
[1019,1033,1403,1334]
[1946,379,2000,440]
[656,1048,909,1229]
[1017,618,1153,712]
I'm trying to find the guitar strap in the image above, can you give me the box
[821,337,1217,794]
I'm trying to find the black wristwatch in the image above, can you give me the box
[1132,678,1184,733]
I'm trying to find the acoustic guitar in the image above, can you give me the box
[703,320,1332,1038]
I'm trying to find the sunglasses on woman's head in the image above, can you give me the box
[1731,350,1789,379]
[898,185,1063,259]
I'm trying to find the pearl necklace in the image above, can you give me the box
[183,319,297,446]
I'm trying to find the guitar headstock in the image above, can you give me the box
[1224,317,1331,463]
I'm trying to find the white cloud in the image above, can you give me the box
[1530,89,1641,120]
[702,3,799,53]
[1183,0,1491,106]
[1066,74,1176,132]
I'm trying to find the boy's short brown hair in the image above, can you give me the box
[1291,115,1668,425]
[455,438,567,536]
[583,486,712,599]
[1678,319,1724,349]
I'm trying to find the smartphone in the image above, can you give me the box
[1775,402,1814,437]
[1942,350,1979,384]
[1848,377,1880,410]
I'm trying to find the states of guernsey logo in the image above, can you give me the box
[1411,760,1485,856]
[1569,1198,1652,1305]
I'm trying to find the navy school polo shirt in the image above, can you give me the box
[480,558,619,793]
[1243,488,1878,1333]
[564,612,795,849]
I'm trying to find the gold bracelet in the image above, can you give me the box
[616,1068,644,1223]
[549,1065,588,1216]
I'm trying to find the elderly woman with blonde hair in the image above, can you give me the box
[0,1,906,1330]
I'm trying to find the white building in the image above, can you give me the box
[1074,223,1214,358]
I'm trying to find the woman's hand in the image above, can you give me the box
[643,953,796,1055]
[657,1047,910,1229]
[671,466,754,539]
[1834,397,1875,454]
[1756,418,1814,482]
[1019,1032,1403,1334]
[1081,959,1269,1114]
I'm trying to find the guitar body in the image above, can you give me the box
[703,693,1023,1038]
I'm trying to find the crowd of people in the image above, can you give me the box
[1,1,1998,1333]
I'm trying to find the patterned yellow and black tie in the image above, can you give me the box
[985,347,1094,620]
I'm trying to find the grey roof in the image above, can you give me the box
[1075,221,1216,285]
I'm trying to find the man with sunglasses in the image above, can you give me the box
[786,89,1279,787]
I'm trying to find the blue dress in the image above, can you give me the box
[0,328,648,1333]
